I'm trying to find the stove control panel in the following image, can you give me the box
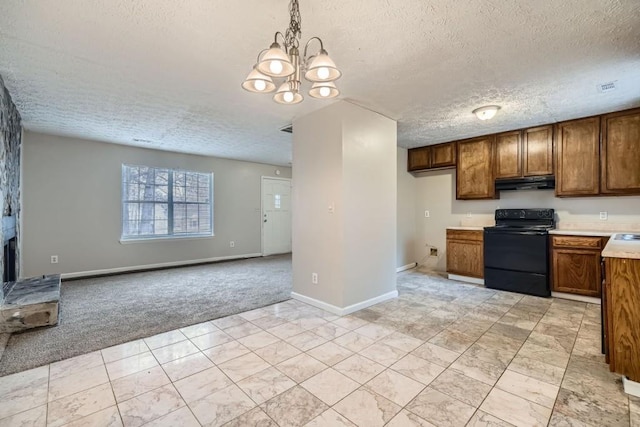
[494,209,555,221]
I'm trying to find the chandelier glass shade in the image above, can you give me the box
[305,50,341,82]
[242,0,341,105]
[241,66,277,93]
[256,42,295,78]
[308,81,339,99]
[274,81,304,104]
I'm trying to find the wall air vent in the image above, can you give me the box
[597,81,617,93]
[280,125,293,134]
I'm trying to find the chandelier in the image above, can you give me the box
[242,0,341,105]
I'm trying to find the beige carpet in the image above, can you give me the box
[0,254,292,376]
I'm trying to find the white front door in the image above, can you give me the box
[262,177,292,255]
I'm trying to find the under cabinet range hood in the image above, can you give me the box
[495,176,555,192]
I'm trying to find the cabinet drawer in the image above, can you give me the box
[552,235,602,249]
[447,229,483,242]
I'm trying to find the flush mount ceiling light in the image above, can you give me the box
[473,105,501,121]
[242,0,342,105]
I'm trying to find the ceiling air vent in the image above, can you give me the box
[597,81,617,93]
[280,124,293,134]
[132,138,154,143]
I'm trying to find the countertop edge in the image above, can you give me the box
[549,230,615,237]
[602,233,640,260]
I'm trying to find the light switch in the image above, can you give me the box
[424,210,430,218]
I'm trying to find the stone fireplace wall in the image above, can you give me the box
[0,74,22,298]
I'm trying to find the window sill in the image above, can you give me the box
[120,234,215,244]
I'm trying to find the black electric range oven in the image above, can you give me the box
[484,208,555,297]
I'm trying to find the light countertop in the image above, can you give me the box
[602,234,640,260]
[549,229,617,237]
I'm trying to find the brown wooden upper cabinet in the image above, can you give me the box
[407,146,431,171]
[495,131,522,179]
[601,108,640,195]
[523,125,554,176]
[431,142,457,168]
[494,126,553,180]
[555,116,601,197]
[407,142,456,172]
[456,136,495,199]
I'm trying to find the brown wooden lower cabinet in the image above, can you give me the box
[446,229,483,278]
[604,256,640,382]
[551,235,607,298]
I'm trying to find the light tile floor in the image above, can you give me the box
[1,270,639,426]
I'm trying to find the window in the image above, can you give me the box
[121,165,213,239]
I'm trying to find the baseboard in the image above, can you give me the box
[551,292,601,305]
[341,290,399,315]
[396,262,417,273]
[448,274,484,286]
[623,376,640,397]
[60,253,263,280]
[291,290,399,316]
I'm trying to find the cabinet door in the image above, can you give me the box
[555,117,601,196]
[608,258,640,381]
[523,125,553,176]
[446,240,483,278]
[456,136,496,199]
[495,131,522,179]
[407,146,431,171]
[552,249,601,297]
[431,142,456,168]
[601,108,640,194]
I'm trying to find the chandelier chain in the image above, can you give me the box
[285,0,302,49]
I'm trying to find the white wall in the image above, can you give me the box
[408,168,640,272]
[291,105,345,308]
[21,131,291,277]
[292,101,397,310]
[341,103,397,307]
[396,147,416,268]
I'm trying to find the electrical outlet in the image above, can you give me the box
[50,255,58,264]
[424,210,430,218]
[466,212,472,218]
[430,248,438,257]
[230,241,235,247]
[599,212,608,220]
[311,273,318,284]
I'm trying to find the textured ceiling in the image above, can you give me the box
[0,0,639,166]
